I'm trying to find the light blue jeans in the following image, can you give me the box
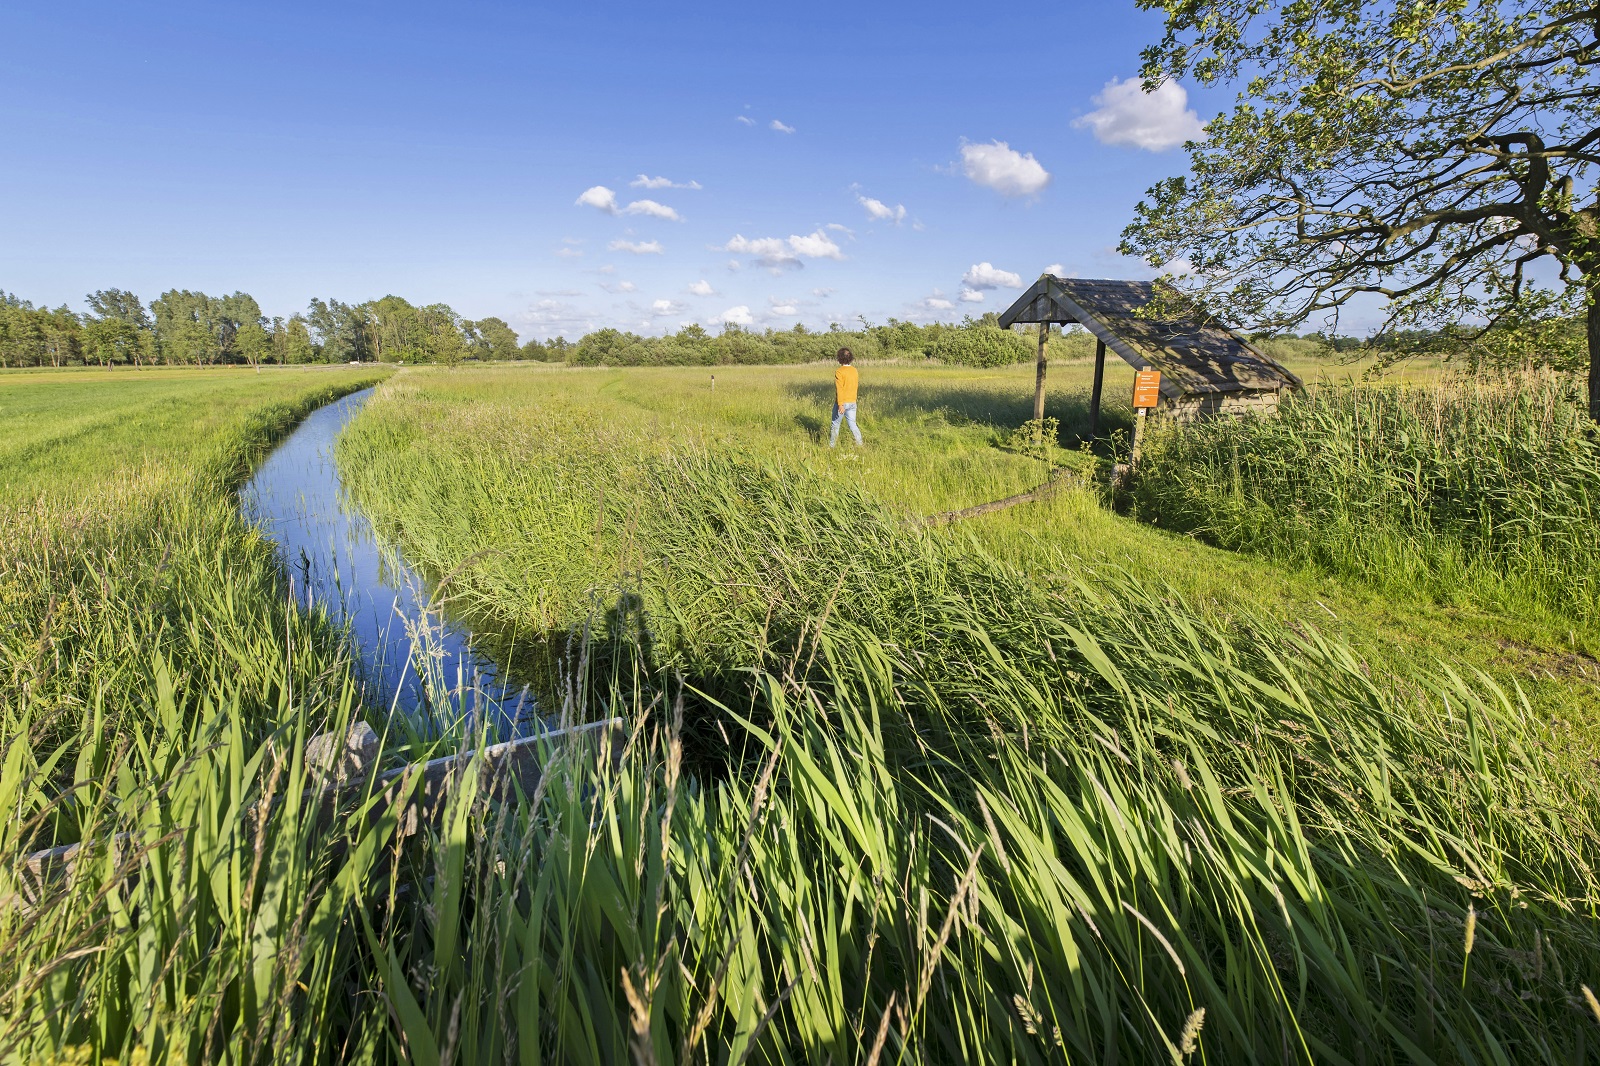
[830,402,861,446]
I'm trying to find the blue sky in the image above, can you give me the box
[1,0,1232,340]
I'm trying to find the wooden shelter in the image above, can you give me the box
[997,276,1302,433]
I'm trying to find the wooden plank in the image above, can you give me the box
[1089,339,1107,438]
[1033,323,1048,422]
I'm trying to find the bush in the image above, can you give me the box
[929,325,1033,367]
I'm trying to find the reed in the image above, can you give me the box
[4,364,1598,1062]
[1131,373,1600,624]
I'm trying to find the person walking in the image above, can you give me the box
[830,347,863,447]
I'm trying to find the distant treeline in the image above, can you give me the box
[2,284,1398,371]
[0,289,522,369]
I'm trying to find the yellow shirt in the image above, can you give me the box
[835,365,859,405]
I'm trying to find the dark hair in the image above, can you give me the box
[836,347,854,365]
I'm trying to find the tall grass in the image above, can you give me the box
[328,373,1598,1061]
[5,367,1598,1062]
[1132,374,1600,624]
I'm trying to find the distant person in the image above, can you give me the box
[830,347,863,447]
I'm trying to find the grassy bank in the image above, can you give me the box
[327,363,1599,1061]
[4,361,1597,1062]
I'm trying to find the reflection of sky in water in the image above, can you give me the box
[240,388,533,731]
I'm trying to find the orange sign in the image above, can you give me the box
[1132,370,1162,409]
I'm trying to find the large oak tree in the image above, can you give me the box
[1121,0,1600,417]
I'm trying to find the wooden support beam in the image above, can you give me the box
[1033,323,1049,422]
[1089,339,1107,438]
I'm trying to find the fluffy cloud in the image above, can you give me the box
[924,296,955,311]
[609,239,664,255]
[575,186,619,214]
[812,287,834,298]
[769,303,799,316]
[686,279,717,297]
[958,288,985,303]
[787,230,843,259]
[714,305,754,326]
[623,199,682,221]
[601,280,638,294]
[857,195,907,223]
[651,298,684,315]
[962,262,1024,290]
[723,230,844,270]
[1044,263,1067,277]
[576,185,684,220]
[736,115,757,126]
[631,175,702,190]
[1074,77,1206,151]
[555,247,583,259]
[960,140,1051,198]
[770,119,795,134]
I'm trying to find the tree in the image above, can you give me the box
[235,320,271,371]
[466,316,522,360]
[85,289,153,368]
[151,290,262,364]
[307,298,366,362]
[1121,0,1600,418]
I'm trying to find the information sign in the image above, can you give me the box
[1132,370,1162,409]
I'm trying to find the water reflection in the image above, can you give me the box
[240,388,533,731]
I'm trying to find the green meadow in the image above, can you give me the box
[3,360,1599,1063]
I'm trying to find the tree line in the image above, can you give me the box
[0,288,534,369]
[14,282,1520,373]
[0,286,1055,370]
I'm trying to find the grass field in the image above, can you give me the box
[3,360,1598,1063]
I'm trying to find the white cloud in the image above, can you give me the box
[623,199,682,221]
[736,115,757,126]
[714,305,754,326]
[555,247,583,258]
[958,288,985,303]
[601,280,638,294]
[609,239,664,255]
[812,287,834,298]
[770,119,795,134]
[1044,263,1066,277]
[770,303,799,316]
[857,195,907,223]
[686,279,717,297]
[1074,77,1206,151]
[722,229,844,271]
[826,222,855,236]
[575,186,619,214]
[631,175,702,190]
[959,140,1051,198]
[925,296,955,311]
[651,298,684,315]
[962,262,1024,290]
[1164,257,1196,276]
[787,230,843,259]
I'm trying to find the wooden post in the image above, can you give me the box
[1088,338,1107,438]
[1033,323,1048,422]
[1131,407,1147,471]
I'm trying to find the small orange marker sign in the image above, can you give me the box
[1132,369,1162,409]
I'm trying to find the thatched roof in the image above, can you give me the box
[997,277,1302,398]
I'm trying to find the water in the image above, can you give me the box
[240,388,534,730]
